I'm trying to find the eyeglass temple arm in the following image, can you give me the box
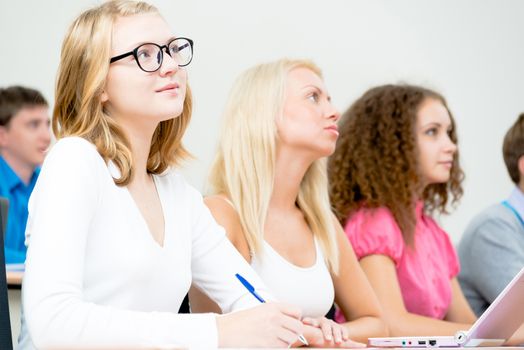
[110,51,134,63]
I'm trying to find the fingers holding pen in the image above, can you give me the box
[274,303,309,346]
[216,302,306,348]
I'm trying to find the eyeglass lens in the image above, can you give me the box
[136,38,192,72]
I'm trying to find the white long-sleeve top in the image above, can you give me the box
[21,137,271,349]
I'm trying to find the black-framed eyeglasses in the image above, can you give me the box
[109,37,193,72]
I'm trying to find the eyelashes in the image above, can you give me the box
[307,91,320,103]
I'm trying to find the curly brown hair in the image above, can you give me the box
[328,84,464,245]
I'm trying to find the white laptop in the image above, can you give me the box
[369,266,524,347]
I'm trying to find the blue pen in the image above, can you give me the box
[235,273,309,346]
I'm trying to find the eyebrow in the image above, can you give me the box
[123,36,178,51]
[420,122,453,130]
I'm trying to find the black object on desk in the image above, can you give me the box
[178,294,190,313]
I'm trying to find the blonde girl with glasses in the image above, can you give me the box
[189,59,388,347]
[19,1,311,349]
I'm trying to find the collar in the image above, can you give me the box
[0,156,39,191]
[507,187,524,221]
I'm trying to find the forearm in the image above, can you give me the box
[386,311,472,336]
[444,306,476,324]
[444,278,477,324]
[342,315,388,343]
[506,323,524,346]
[25,291,218,349]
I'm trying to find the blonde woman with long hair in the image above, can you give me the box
[18,1,312,349]
[189,59,388,346]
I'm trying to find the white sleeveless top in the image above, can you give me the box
[251,238,335,317]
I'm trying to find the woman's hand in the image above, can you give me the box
[302,316,366,348]
[216,303,305,348]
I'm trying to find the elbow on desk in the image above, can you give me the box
[382,311,413,336]
[26,312,81,350]
[24,296,95,349]
[377,316,390,337]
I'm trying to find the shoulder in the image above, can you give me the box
[460,203,524,247]
[468,203,518,231]
[0,157,15,193]
[204,195,249,258]
[39,137,106,180]
[204,194,235,213]
[50,136,98,156]
[347,206,398,226]
[344,206,405,263]
[204,194,243,238]
[45,137,102,168]
[345,206,402,239]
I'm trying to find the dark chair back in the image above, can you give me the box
[0,197,7,239]
[178,294,190,313]
[0,197,13,350]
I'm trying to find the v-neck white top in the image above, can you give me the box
[20,137,272,349]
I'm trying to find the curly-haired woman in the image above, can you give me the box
[328,84,477,336]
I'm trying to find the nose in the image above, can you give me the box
[326,101,340,122]
[40,120,51,145]
[158,50,179,77]
[444,134,457,154]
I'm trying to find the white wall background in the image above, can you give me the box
[1,0,524,243]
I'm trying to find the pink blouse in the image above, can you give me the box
[336,202,459,322]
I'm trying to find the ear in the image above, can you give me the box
[516,156,524,186]
[100,90,109,103]
[518,155,524,178]
[0,126,8,147]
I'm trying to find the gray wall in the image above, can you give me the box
[1,0,524,242]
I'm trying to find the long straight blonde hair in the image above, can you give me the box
[53,0,192,186]
[209,59,339,273]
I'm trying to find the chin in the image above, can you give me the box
[160,109,184,121]
[319,142,337,156]
[30,159,44,168]
[311,148,334,160]
[326,147,337,157]
[429,175,451,184]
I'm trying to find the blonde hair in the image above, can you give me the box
[209,59,339,273]
[53,0,192,186]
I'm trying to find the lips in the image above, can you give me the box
[439,160,453,168]
[325,125,339,135]
[155,83,179,93]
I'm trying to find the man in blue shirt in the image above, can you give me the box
[458,113,524,316]
[0,86,50,264]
